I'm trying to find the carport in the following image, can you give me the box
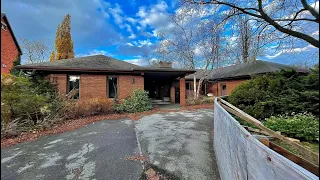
[142,68,195,106]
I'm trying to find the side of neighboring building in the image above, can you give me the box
[1,13,22,74]
[185,60,309,97]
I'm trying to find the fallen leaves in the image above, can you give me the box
[125,155,148,161]
[1,104,214,148]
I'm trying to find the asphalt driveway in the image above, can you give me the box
[1,119,142,180]
[135,109,220,180]
[1,108,220,180]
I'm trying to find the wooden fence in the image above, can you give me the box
[213,98,318,180]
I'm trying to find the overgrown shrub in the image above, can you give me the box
[263,113,319,142]
[62,98,114,119]
[227,66,319,120]
[186,95,215,105]
[1,74,62,138]
[115,89,152,113]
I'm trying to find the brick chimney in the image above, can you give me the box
[159,61,172,68]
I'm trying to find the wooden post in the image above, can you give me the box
[218,97,319,166]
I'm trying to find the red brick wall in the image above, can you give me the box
[46,74,144,100]
[118,75,144,99]
[209,79,247,96]
[1,18,20,74]
[46,74,67,95]
[179,77,186,106]
[80,75,107,99]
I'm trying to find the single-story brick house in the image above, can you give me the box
[16,55,195,106]
[185,60,308,97]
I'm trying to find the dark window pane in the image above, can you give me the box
[108,76,118,98]
[67,75,80,99]
[186,83,190,90]
[222,84,226,90]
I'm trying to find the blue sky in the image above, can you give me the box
[1,0,319,67]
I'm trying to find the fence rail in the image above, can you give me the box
[213,98,318,180]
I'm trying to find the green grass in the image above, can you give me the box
[299,141,319,154]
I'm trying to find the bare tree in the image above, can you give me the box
[232,15,265,63]
[184,0,319,48]
[157,5,226,98]
[21,38,53,64]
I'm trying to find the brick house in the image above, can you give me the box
[16,55,195,106]
[185,60,308,97]
[1,13,22,74]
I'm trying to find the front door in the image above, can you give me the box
[221,84,227,96]
[175,87,180,103]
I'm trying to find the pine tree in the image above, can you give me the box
[54,14,74,60]
[49,51,55,61]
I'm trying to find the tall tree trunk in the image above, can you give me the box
[196,77,204,98]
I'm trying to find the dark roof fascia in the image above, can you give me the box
[17,66,137,73]
[1,13,22,55]
[16,66,196,74]
[208,69,309,82]
[208,75,252,82]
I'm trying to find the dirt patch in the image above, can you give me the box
[182,104,213,110]
[140,164,180,180]
[1,105,213,148]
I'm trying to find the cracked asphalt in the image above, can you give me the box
[1,108,220,180]
[1,119,142,180]
[135,108,220,180]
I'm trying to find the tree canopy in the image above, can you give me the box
[53,14,74,60]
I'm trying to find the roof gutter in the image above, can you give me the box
[16,66,196,74]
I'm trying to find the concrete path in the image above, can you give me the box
[1,119,142,180]
[135,109,220,180]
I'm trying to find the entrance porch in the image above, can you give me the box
[144,71,187,106]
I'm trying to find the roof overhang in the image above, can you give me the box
[15,66,196,75]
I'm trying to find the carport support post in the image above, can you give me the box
[180,77,186,106]
[170,84,175,103]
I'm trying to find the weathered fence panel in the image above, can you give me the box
[214,99,318,180]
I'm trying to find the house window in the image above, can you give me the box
[222,84,226,90]
[67,75,80,99]
[108,76,118,98]
[186,83,191,90]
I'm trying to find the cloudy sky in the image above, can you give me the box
[1,0,319,66]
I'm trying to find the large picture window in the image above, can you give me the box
[67,75,80,99]
[108,76,118,98]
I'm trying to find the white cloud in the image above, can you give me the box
[265,45,316,59]
[136,1,173,32]
[124,58,149,66]
[126,43,134,46]
[137,7,147,18]
[126,17,137,24]
[123,23,136,39]
[76,49,113,57]
[109,3,123,25]
[138,40,152,47]
[311,30,319,36]
[129,34,137,39]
